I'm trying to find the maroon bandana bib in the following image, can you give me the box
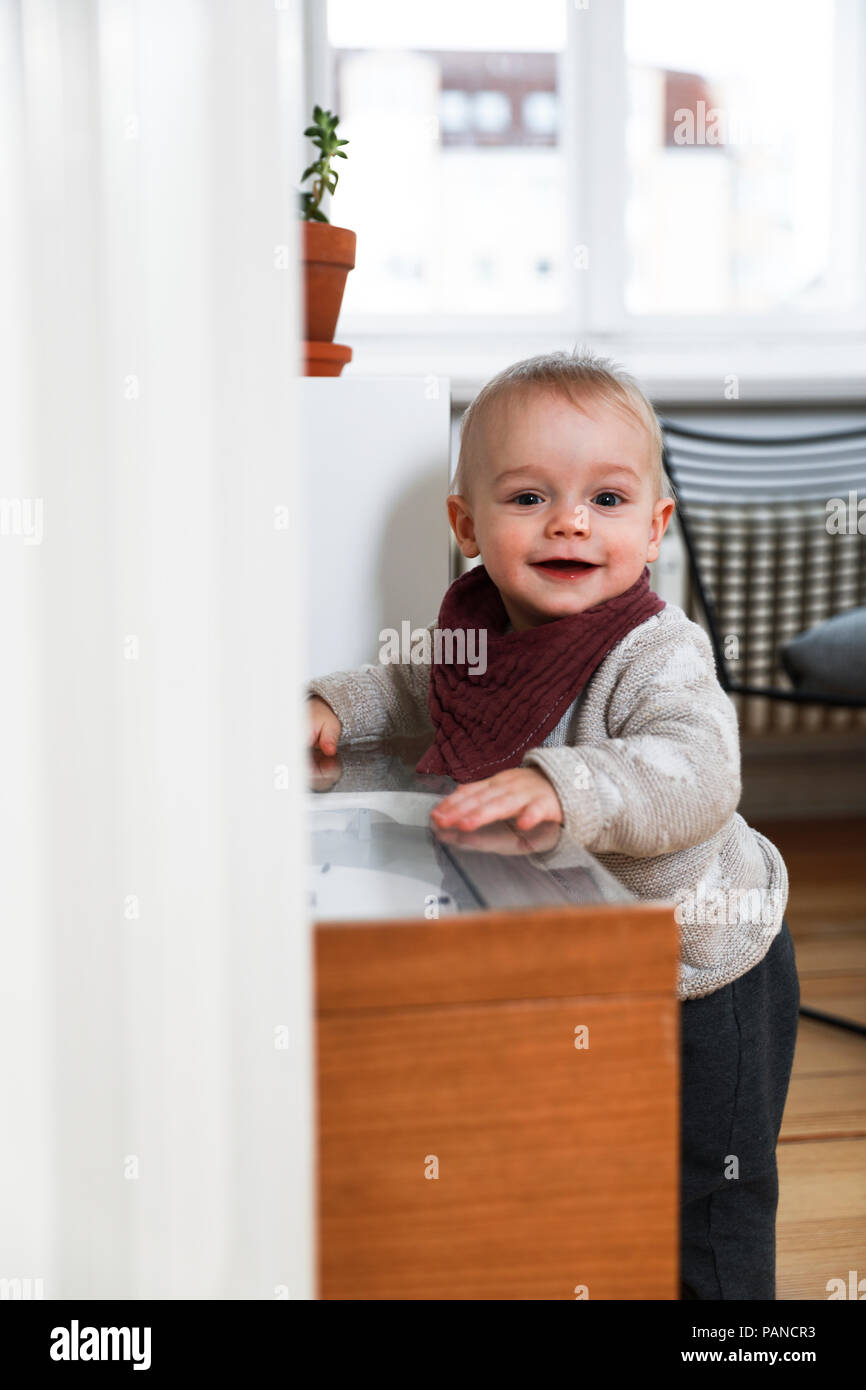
[416,563,665,783]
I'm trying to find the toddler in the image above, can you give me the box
[306,348,800,1300]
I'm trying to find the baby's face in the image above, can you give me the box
[448,388,674,631]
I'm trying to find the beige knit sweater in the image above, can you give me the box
[307,603,789,1001]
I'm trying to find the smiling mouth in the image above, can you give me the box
[532,559,597,570]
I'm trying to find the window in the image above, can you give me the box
[326,0,567,315]
[625,0,850,316]
[318,0,866,337]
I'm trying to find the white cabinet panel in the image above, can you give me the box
[301,376,452,679]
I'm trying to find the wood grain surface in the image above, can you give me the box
[316,903,679,1300]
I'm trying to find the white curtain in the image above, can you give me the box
[0,0,313,1299]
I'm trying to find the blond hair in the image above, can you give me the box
[451,347,667,505]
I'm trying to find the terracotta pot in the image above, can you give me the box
[304,341,353,377]
[302,221,356,343]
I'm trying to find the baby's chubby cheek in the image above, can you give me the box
[614,532,655,567]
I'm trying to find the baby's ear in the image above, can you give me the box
[447,493,480,558]
[648,496,676,558]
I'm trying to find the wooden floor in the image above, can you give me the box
[750,817,866,1301]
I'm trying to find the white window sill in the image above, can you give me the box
[338,332,866,407]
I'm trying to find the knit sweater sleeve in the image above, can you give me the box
[306,622,435,743]
[521,618,742,859]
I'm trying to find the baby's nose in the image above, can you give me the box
[548,503,590,534]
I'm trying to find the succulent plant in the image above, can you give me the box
[298,105,349,222]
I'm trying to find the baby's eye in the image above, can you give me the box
[592,491,622,507]
[512,492,543,506]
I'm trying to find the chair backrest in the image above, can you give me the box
[660,419,866,734]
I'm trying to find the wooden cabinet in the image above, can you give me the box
[309,740,680,1300]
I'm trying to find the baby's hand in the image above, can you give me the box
[307,695,342,755]
[430,767,564,833]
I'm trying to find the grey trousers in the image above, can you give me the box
[680,917,800,1300]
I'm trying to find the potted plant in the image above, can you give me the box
[299,106,356,377]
